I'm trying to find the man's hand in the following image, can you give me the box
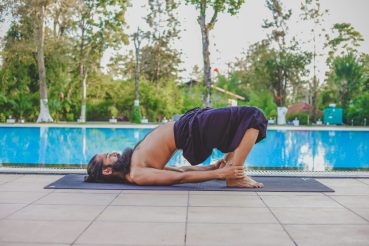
[216,164,245,179]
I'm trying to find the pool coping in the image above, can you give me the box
[1,123,369,131]
[1,167,369,178]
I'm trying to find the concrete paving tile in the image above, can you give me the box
[0,191,50,204]
[317,178,364,184]
[330,195,369,208]
[76,221,185,245]
[98,205,187,223]
[286,225,369,246]
[0,204,25,219]
[0,175,23,182]
[0,182,50,192]
[358,179,369,185]
[318,179,369,195]
[188,207,277,224]
[111,193,188,206]
[0,220,89,244]
[271,207,368,225]
[190,191,258,196]
[189,194,264,207]
[186,223,294,245]
[8,204,105,221]
[35,192,117,205]
[10,175,63,183]
[351,208,369,221]
[0,243,68,246]
[260,195,342,208]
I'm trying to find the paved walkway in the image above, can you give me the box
[0,174,369,245]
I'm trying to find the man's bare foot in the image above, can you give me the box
[226,176,264,188]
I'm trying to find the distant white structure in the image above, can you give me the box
[6,116,15,124]
[293,118,300,126]
[277,107,288,125]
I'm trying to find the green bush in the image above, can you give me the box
[86,100,112,121]
[345,92,369,125]
[131,105,142,123]
[286,112,310,125]
[247,90,277,119]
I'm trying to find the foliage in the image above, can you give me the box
[0,1,368,125]
[262,0,311,106]
[324,52,365,123]
[131,105,142,123]
[326,23,364,62]
[286,112,310,125]
[185,0,245,107]
[299,0,328,121]
[180,82,205,113]
[346,92,369,125]
[247,90,277,119]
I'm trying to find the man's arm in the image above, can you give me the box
[130,165,244,186]
[170,159,226,172]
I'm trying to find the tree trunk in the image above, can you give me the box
[134,45,140,101]
[133,30,142,107]
[79,22,87,122]
[311,76,318,122]
[80,65,87,122]
[198,15,212,107]
[36,3,53,123]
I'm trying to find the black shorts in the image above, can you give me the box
[173,106,268,165]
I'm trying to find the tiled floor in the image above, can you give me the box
[0,174,369,245]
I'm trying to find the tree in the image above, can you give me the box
[143,0,182,83]
[72,0,129,122]
[0,0,54,122]
[326,23,364,63]
[131,28,144,123]
[300,0,328,121]
[35,1,54,122]
[327,53,364,110]
[323,22,365,123]
[185,0,245,107]
[262,0,310,106]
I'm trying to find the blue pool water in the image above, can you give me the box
[0,127,368,170]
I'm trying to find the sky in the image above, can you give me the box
[1,0,369,82]
[112,0,369,82]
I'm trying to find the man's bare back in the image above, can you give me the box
[131,122,177,170]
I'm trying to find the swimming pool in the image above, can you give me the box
[0,126,368,171]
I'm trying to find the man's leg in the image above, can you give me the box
[225,128,264,188]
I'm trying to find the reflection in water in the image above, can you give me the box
[0,127,368,170]
[38,127,48,165]
[82,127,87,168]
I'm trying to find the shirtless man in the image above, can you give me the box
[85,106,268,188]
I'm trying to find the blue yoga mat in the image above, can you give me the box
[44,174,334,192]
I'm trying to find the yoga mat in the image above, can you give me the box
[45,174,334,192]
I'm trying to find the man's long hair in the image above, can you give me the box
[84,147,133,183]
[84,137,146,183]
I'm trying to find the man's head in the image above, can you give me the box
[84,148,133,183]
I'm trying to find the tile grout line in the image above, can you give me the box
[0,189,56,221]
[70,191,123,246]
[356,179,369,186]
[184,191,190,246]
[323,193,369,224]
[257,193,298,246]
